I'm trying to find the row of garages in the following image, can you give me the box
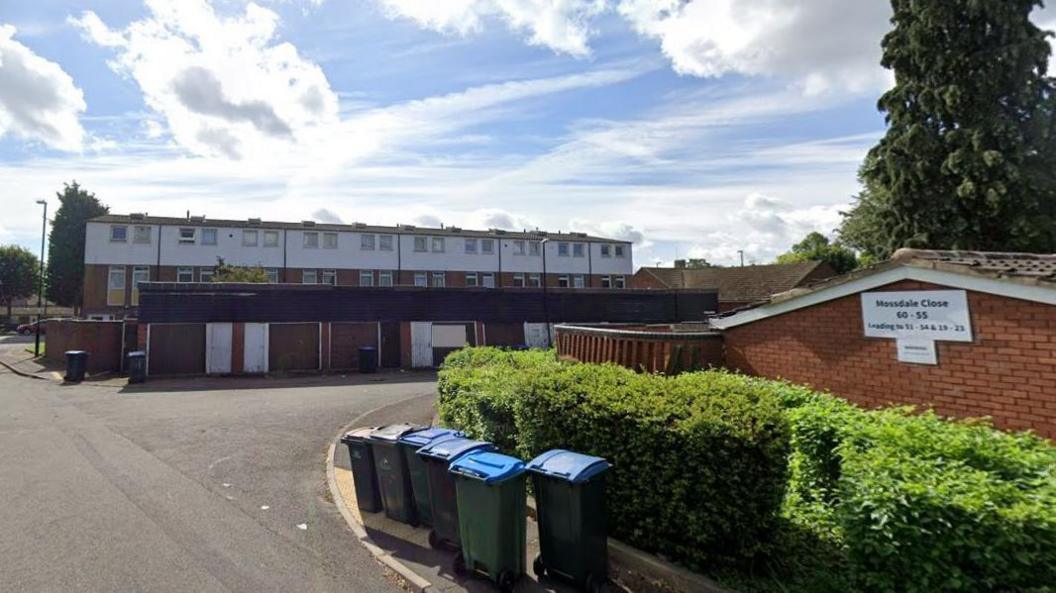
[144,321,551,376]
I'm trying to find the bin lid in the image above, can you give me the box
[341,427,376,444]
[128,351,146,358]
[65,350,87,355]
[369,423,422,443]
[449,450,525,484]
[399,427,464,448]
[359,346,377,352]
[526,450,610,484]
[417,437,493,461]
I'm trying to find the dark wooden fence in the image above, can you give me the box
[555,324,724,374]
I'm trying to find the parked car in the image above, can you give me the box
[16,318,65,335]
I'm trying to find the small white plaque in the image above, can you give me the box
[896,339,937,365]
[861,290,972,342]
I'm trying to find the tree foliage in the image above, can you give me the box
[776,232,860,274]
[684,258,713,268]
[840,0,1056,259]
[46,182,108,309]
[0,245,40,322]
[211,258,269,283]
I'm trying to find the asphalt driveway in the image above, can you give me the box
[0,366,438,593]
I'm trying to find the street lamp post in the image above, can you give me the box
[540,238,551,346]
[34,199,47,357]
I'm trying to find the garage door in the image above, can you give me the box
[484,322,524,347]
[330,322,379,370]
[269,323,320,372]
[432,322,476,367]
[148,323,206,376]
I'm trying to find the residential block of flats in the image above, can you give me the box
[83,214,634,319]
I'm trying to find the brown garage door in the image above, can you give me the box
[484,322,524,347]
[269,323,320,372]
[330,322,378,370]
[148,323,205,376]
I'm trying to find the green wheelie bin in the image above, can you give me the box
[527,450,612,593]
[368,424,424,525]
[449,450,527,593]
[340,428,383,513]
[396,427,464,528]
[417,437,496,549]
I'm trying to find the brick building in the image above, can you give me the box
[631,260,835,312]
[712,249,1056,438]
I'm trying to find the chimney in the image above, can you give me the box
[674,259,687,269]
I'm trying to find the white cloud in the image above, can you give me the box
[70,1,339,160]
[378,0,607,57]
[0,24,86,151]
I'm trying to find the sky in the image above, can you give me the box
[1,1,1055,268]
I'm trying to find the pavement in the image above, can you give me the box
[0,334,70,382]
[0,357,439,593]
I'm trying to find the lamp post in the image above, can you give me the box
[540,238,551,346]
[34,199,47,357]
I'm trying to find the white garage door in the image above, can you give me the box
[411,322,433,368]
[206,322,233,374]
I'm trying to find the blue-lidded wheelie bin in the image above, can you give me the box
[417,437,495,549]
[368,424,423,525]
[340,427,382,513]
[449,450,526,593]
[397,427,464,528]
[527,450,612,593]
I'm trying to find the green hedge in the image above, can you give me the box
[437,347,1056,592]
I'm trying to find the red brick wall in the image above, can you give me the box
[45,320,124,373]
[724,280,1056,438]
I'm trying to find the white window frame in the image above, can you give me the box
[414,236,428,252]
[558,275,570,288]
[201,228,217,246]
[600,244,611,258]
[573,274,586,288]
[614,275,626,289]
[414,272,428,287]
[265,268,279,284]
[558,242,570,257]
[198,268,214,283]
[464,238,478,254]
[302,269,318,284]
[465,272,478,287]
[529,241,541,256]
[110,225,128,243]
[322,269,337,286]
[528,273,541,288]
[513,273,525,287]
[133,226,151,244]
[176,267,194,283]
[481,239,495,254]
[431,271,446,287]
[615,244,626,258]
[323,232,338,249]
[601,275,612,288]
[378,270,393,287]
[107,266,126,306]
[513,240,526,256]
[573,243,585,258]
[359,270,374,287]
[303,232,319,249]
[361,234,376,251]
[131,266,150,305]
[263,230,279,247]
[482,272,495,288]
[431,237,445,253]
[178,228,196,244]
[379,235,394,251]
[243,230,259,247]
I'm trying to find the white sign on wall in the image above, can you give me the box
[861,290,973,343]
[896,339,938,365]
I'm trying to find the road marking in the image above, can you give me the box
[296,523,307,530]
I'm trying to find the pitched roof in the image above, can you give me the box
[636,261,834,303]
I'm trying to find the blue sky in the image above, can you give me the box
[1,1,1053,267]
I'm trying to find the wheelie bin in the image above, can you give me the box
[397,427,464,528]
[127,351,146,384]
[369,424,424,525]
[341,428,383,513]
[358,346,378,373]
[65,350,88,383]
[527,450,612,593]
[417,437,495,548]
[449,450,527,593]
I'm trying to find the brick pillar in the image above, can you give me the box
[231,322,245,374]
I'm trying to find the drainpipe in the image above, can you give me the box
[541,238,551,345]
[282,229,288,283]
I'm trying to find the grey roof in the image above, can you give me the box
[635,261,835,303]
[90,214,629,243]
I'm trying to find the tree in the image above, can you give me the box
[684,258,712,268]
[0,246,40,323]
[211,258,269,283]
[840,0,1056,259]
[776,232,860,274]
[46,182,108,311]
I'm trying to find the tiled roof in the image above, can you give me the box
[891,248,1056,279]
[89,214,628,243]
[636,261,834,303]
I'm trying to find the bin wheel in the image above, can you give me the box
[586,573,606,593]
[532,555,546,578]
[428,530,441,549]
[453,553,467,576]
[498,570,518,593]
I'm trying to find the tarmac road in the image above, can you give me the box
[0,366,438,593]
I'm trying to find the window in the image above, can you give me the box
[558,275,570,288]
[465,272,478,287]
[464,238,478,254]
[243,230,258,247]
[513,240,526,255]
[263,230,279,247]
[379,235,394,251]
[302,269,318,284]
[201,228,217,246]
[322,269,337,285]
[133,226,151,244]
[379,271,393,287]
[361,234,376,251]
[573,274,586,288]
[107,266,126,306]
[303,232,319,249]
[615,245,626,258]
[614,275,626,289]
[432,237,445,253]
[131,266,150,306]
[414,236,428,252]
[528,273,541,288]
[265,268,279,284]
[110,225,128,242]
[557,242,570,257]
[323,232,338,249]
[481,239,494,254]
[177,267,194,283]
[359,270,374,287]
[414,272,428,287]
[573,243,585,258]
[600,276,612,288]
[431,271,446,287]
[482,273,495,288]
[198,268,214,283]
[600,244,611,258]
[529,241,541,256]
[179,228,196,244]
[512,273,525,287]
